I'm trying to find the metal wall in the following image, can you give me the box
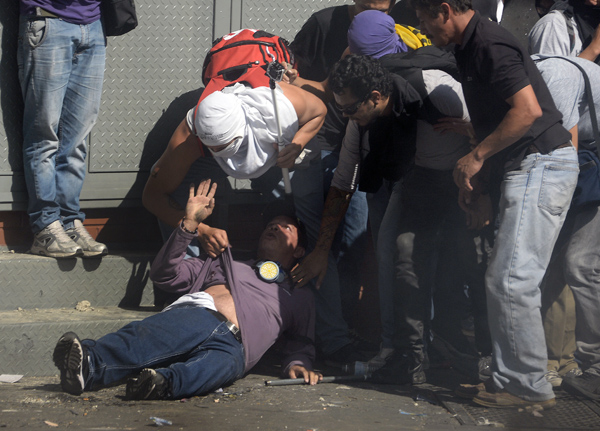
[0,0,345,211]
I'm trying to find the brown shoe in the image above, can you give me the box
[473,390,556,409]
[455,382,486,399]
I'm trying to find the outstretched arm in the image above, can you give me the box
[291,186,352,288]
[142,119,229,257]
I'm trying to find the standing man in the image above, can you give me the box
[289,0,395,364]
[412,0,579,408]
[18,0,108,258]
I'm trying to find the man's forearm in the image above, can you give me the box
[315,187,353,253]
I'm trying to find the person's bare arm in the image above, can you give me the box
[569,124,578,150]
[278,82,327,168]
[142,119,229,257]
[453,85,542,191]
[579,24,600,62]
[291,186,352,288]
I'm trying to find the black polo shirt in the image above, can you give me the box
[454,12,571,172]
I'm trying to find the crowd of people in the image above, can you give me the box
[22,0,599,408]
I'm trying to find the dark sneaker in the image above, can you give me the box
[66,220,108,258]
[52,332,86,395]
[562,371,600,400]
[324,344,368,368]
[473,389,556,409]
[126,369,169,400]
[455,382,486,399]
[31,220,83,258]
[369,351,426,385]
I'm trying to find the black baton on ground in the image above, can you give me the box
[265,375,368,386]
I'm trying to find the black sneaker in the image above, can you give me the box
[324,344,368,368]
[369,351,426,385]
[126,369,169,400]
[52,332,87,395]
[562,371,600,400]
[348,328,379,353]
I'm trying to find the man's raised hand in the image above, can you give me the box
[185,180,217,225]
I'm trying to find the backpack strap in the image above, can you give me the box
[534,56,600,156]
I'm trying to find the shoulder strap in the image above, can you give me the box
[535,55,600,156]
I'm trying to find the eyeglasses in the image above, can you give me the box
[335,94,370,116]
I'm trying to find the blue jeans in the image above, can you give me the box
[486,146,578,401]
[561,205,600,376]
[83,307,245,399]
[18,17,106,233]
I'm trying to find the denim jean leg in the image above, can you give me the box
[486,148,578,401]
[83,308,244,395]
[291,160,351,354]
[18,17,73,232]
[564,206,600,375]
[367,180,400,349]
[56,19,106,228]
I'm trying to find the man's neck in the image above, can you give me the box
[380,95,393,118]
[452,9,476,46]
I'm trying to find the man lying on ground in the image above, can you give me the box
[53,179,322,400]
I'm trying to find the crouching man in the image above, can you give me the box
[52,179,322,400]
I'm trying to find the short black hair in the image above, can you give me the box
[409,0,472,16]
[261,201,308,250]
[328,55,394,100]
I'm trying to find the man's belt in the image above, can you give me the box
[33,7,59,19]
[526,141,572,155]
[205,308,242,343]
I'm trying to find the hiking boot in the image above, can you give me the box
[66,219,108,257]
[562,371,600,400]
[545,369,562,388]
[478,355,493,381]
[369,351,426,385]
[31,220,83,258]
[324,344,368,368]
[473,389,556,409]
[52,332,87,395]
[126,369,169,400]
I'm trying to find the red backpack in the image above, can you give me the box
[199,28,295,102]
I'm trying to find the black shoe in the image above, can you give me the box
[369,351,426,385]
[126,369,169,400]
[562,371,600,400]
[52,332,87,395]
[348,328,379,353]
[324,344,368,368]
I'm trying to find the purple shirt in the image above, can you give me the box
[149,227,316,375]
[20,0,101,25]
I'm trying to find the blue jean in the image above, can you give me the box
[83,307,245,399]
[486,146,578,401]
[18,17,106,233]
[561,205,600,376]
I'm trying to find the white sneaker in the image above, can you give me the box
[65,220,108,257]
[31,220,83,258]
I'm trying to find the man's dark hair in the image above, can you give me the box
[329,55,394,100]
[409,0,472,16]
